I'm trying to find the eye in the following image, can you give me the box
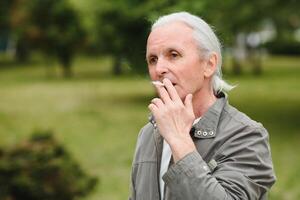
[170,51,179,59]
[148,56,158,65]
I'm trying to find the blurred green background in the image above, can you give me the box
[0,0,300,199]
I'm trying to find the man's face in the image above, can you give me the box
[146,22,208,100]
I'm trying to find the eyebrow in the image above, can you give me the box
[146,46,183,59]
[166,47,182,53]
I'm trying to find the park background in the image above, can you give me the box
[0,0,300,199]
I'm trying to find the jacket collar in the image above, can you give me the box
[191,92,227,139]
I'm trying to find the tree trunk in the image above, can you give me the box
[45,57,56,78]
[232,58,242,75]
[62,63,72,78]
[232,33,246,75]
[15,37,29,63]
[250,48,262,75]
[60,55,72,78]
[113,56,122,75]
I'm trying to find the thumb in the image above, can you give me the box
[184,93,193,111]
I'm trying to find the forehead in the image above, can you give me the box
[146,22,196,53]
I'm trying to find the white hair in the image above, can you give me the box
[151,11,235,94]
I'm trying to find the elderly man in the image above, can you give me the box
[129,12,276,200]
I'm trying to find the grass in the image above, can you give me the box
[0,55,300,199]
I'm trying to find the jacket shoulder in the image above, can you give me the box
[222,103,265,130]
[137,122,154,141]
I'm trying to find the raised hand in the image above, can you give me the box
[149,78,196,162]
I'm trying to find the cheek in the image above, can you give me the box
[148,67,156,80]
[180,67,204,91]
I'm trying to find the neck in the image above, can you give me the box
[192,88,217,118]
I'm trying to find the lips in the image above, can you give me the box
[168,81,177,87]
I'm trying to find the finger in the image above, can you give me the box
[151,98,164,108]
[184,93,194,113]
[154,83,172,104]
[163,78,181,103]
[148,103,159,116]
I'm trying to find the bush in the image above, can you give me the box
[0,131,98,200]
[264,39,300,55]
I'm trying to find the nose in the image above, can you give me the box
[155,58,169,77]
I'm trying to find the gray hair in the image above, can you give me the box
[151,11,235,94]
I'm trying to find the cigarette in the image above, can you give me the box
[151,81,165,86]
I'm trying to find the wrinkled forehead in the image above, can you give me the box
[148,21,194,41]
[146,22,196,51]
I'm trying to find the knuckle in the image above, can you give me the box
[160,107,167,114]
[168,103,175,110]
[176,104,185,112]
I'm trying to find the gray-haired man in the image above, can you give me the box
[129,11,276,200]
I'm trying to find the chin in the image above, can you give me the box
[175,87,188,100]
[178,92,187,100]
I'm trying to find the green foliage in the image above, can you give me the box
[92,0,300,75]
[95,2,150,74]
[5,0,85,76]
[0,130,98,200]
[0,0,13,31]
[94,0,188,74]
[0,0,11,51]
[25,0,85,76]
[3,0,300,74]
[265,39,300,55]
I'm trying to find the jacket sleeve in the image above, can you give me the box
[162,127,276,200]
[128,165,136,200]
[128,126,146,200]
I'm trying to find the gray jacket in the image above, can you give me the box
[129,94,276,200]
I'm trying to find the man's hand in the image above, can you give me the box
[148,78,196,162]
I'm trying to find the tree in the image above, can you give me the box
[95,1,150,75]
[93,0,299,75]
[22,0,85,77]
[0,0,30,62]
[94,0,187,75]
[201,0,300,75]
[10,0,85,77]
[0,0,14,46]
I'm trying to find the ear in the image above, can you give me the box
[204,53,217,78]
